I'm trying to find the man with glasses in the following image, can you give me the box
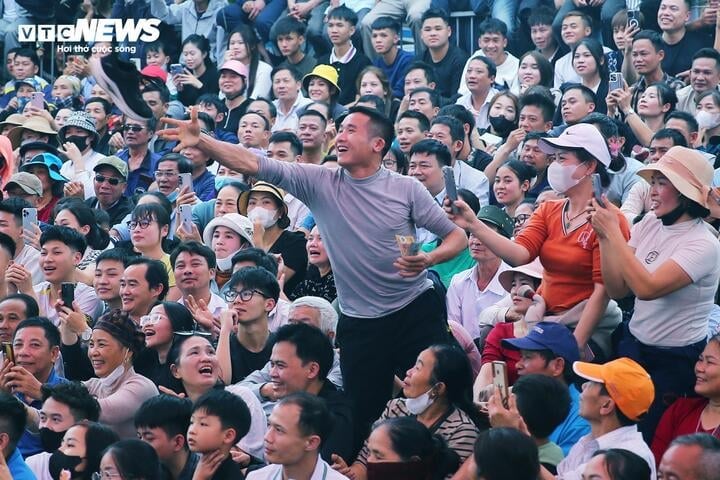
[115,116,160,197]
[84,157,135,227]
[152,153,193,201]
[221,267,280,384]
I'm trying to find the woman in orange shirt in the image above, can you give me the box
[446,124,630,359]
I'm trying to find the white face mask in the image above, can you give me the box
[547,161,584,194]
[247,208,278,229]
[697,110,720,130]
[405,385,436,415]
[216,248,241,271]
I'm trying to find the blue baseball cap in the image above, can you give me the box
[501,322,580,363]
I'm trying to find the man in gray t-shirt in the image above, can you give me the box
[160,105,468,446]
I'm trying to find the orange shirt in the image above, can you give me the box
[514,200,630,313]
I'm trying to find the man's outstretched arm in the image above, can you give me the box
[159,107,261,176]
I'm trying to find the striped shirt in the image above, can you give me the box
[356,398,479,466]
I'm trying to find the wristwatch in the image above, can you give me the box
[80,326,92,342]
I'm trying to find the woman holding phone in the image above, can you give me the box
[446,124,630,360]
[589,146,720,437]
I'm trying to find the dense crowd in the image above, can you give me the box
[0,0,720,479]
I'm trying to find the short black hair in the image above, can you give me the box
[512,375,570,439]
[298,109,327,128]
[591,449,652,480]
[327,5,358,25]
[562,10,593,31]
[356,95,386,114]
[562,83,597,104]
[437,104,475,132]
[666,110,699,133]
[271,65,302,82]
[468,55,497,78]
[0,197,32,225]
[125,257,169,301]
[528,5,555,27]
[84,97,112,115]
[0,293,39,318]
[345,105,395,156]
[273,16,307,39]
[479,18,508,37]
[631,29,663,51]
[652,128,688,147]
[274,323,334,380]
[371,17,401,33]
[131,203,171,229]
[197,93,227,115]
[269,131,303,157]
[41,381,101,422]
[141,82,170,104]
[227,266,280,302]
[582,113,619,138]
[693,48,720,69]
[473,428,539,480]
[520,92,557,123]
[40,225,87,253]
[0,391,26,447]
[409,87,440,108]
[397,110,430,132]
[104,439,162,480]
[432,115,465,143]
[409,139,452,167]
[0,232,15,260]
[14,316,60,347]
[277,392,332,446]
[231,248,278,276]
[14,48,39,67]
[192,389,251,444]
[135,395,193,440]
[157,152,193,174]
[247,97,277,119]
[95,248,129,268]
[404,61,437,85]
[241,110,271,131]
[170,241,217,270]
[421,7,450,25]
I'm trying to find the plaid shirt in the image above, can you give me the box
[630,72,686,110]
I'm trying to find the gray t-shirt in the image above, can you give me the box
[258,155,458,318]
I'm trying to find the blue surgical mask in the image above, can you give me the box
[215,175,232,191]
[166,189,179,203]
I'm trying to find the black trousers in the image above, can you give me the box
[336,287,450,454]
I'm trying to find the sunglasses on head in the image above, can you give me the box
[94,174,122,186]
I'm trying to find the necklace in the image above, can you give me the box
[563,202,587,230]
[696,406,720,438]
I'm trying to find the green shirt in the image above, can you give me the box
[538,441,564,467]
[422,241,475,288]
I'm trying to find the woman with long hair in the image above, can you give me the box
[332,344,481,480]
[225,25,272,99]
[493,160,537,217]
[97,439,162,480]
[44,421,119,480]
[174,34,219,107]
[572,38,609,113]
[357,66,400,120]
[610,82,677,146]
[511,51,554,95]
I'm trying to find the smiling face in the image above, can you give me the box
[88,328,128,378]
[336,112,385,169]
[174,251,213,296]
[172,336,218,391]
[518,55,542,87]
[561,14,590,46]
[94,259,124,303]
[142,304,174,350]
[13,325,58,380]
[219,70,246,98]
[494,165,528,206]
[572,44,599,78]
[269,340,317,398]
[40,240,80,284]
[694,340,720,397]
[120,264,162,318]
[307,77,331,102]
[479,32,507,63]
[648,172,682,217]
[658,0,689,32]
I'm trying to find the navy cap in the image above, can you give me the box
[501,322,580,363]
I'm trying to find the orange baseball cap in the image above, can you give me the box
[573,357,655,422]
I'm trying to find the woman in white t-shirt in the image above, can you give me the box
[590,146,720,437]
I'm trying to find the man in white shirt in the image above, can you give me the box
[553,11,611,89]
[57,111,106,199]
[456,56,499,131]
[459,18,519,94]
[552,357,656,480]
[408,139,452,244]
[248,393,350,480]
[271,67,312,133]
[429,116,490,207]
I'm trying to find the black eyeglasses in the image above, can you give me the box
[122,124,145,132]
[127,219,155,230]
[94,175,123,185]
[514,213,531,227]
[223,289,267,303]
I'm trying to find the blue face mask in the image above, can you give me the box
[215,175,232,191]
[166,189,179,203]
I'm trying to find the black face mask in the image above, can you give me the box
[40,427,66,452]
[49,450,83,479]
[488,115,515,137]
[65,135,89,152]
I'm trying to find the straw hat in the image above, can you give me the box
[7,117,57,149]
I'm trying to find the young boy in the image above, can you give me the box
[370,17,414,98]
[135,395,200,480]
[460,18,519,93]
[274,16,318,78]
[317,6,371,105]
[528,6,565,66]
[187,390,252,480]
[0,48,51,109]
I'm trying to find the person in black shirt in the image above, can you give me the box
[420,8,469,99]
[174,35,220,108]
[223,267,281,383]
[317,6,371,106]
[658,0,713,77]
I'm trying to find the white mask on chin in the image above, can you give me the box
[405,385,437,415]
[216,248,241,271]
